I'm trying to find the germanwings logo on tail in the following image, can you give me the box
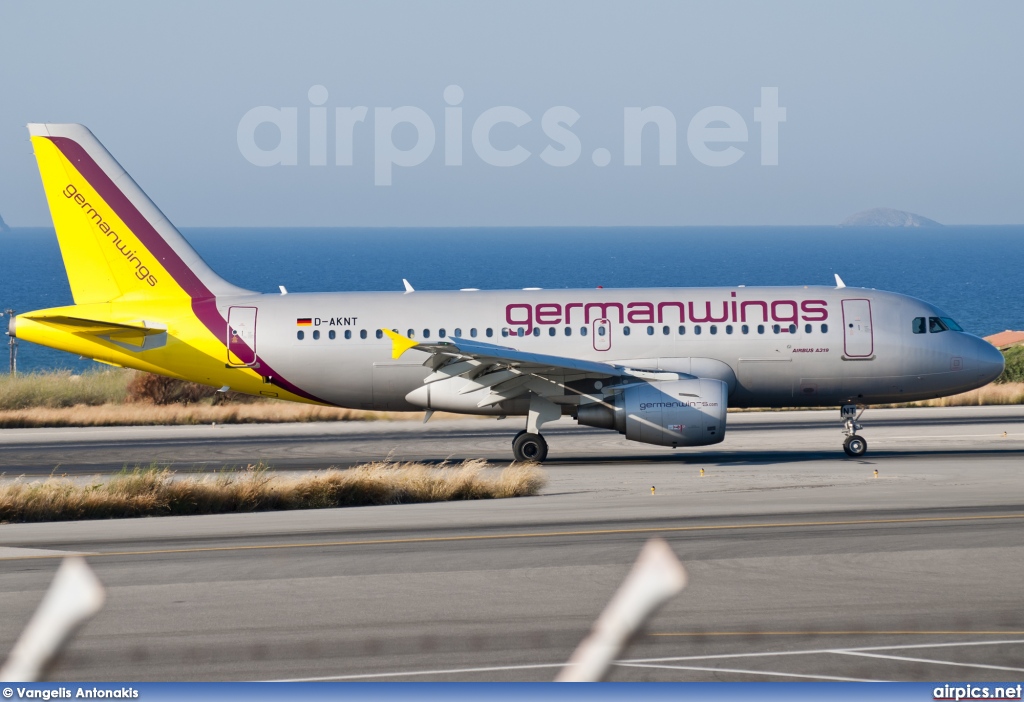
[61,183,158,286]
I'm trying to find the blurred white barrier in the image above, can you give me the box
[556,538,687,682]
[0,557,105,682]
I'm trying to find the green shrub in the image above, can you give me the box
[125,372,219,405]
[996,345,1024,384]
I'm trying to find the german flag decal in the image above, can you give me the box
[296,318,312,326]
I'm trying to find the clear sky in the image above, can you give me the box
[1,1,1021,226]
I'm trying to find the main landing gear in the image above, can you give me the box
[841,404,868,457]
[512,430,548,462]
[511,395,560,463]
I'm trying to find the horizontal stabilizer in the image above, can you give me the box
[26,314,166,337]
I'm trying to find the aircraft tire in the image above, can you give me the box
[843,435,867,457]
[513,432,548,463]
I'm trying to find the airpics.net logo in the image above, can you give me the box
[237,85,786,185]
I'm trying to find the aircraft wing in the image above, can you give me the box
[381,329,685,407]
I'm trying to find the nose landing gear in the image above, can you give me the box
[841,404,868,457]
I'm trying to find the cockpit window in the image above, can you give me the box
[929,317,948,333]
[941,317,964,332]
[912,317,926,334]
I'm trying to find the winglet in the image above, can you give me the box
[834,273,846,289]
[381,328,420,359]
[403,279,415,294]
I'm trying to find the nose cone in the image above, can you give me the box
[974,338,1005,384]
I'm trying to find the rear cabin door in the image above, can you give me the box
[227,306,258,366]
[593,318,611,352]
[841,299,873,358]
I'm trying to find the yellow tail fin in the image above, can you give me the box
[28,123,245,304]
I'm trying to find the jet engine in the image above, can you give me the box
[576,377,728,447]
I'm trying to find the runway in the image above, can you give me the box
[1,406,1023,681]
[0,405,1022,475]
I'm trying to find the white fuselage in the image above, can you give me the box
[219,285,1004,413]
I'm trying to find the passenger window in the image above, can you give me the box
[517,328,524,337]
[647,326,654,335]
[548,327,556,336]
[741,325,749,334]
[502,328,509,337]
[454,328,461,337]
[662,325,670,335]
[804,324,812,334]
[598,326,606,336]
[329,330,336,340]
[623,326,631,336]
[375,329,383,339]
[821,324,828,333]
[344,330,352,339]
[581,327,588,336]
[695,325,702,335]
[679,325,686,335]
[423,329,431,338]
[407,329,415,338]
[772,324,781,334]
[532,328,540,337]
[486,328,493,337]
[726,325,733,334]
[912,317,926,334]
[710,325,718,335]
[297,330,304,340]
[929,317,948,333]
[470,328,478,337]
[789,324,797,333]
[439,328,446,338]
[757,324,765,334]
[565,327,572,336]
[360,330,367,339]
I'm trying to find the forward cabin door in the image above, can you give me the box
[593,318,611,352]
[227,306,258,366]
[841,299,873,358]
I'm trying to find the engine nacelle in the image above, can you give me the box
[576,378,728,447]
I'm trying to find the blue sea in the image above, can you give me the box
[2,226,1022,373]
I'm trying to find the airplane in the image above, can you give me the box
[8,124,1005,461]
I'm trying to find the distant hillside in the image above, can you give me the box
[0,212,9,233]
[840,207,942,227]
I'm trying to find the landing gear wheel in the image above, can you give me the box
[843,435,868,457]
[513,432,548,463]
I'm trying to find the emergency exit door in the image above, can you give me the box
[593,318,611,352]
[841,299,873,358]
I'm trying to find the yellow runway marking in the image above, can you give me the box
[3,512,1023,562]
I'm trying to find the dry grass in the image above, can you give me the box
[882,382,1024,408]
[0,402,429,428]
[0,370,129,409]
[0,460,546,523]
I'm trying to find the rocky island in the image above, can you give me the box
[840,207,941,227]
